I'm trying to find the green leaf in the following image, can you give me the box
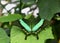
[21,0,36,5]
[0,14,22,22]
[37,0,60,21]
[11,26,54,43]
[24,14,32,19]
[0,28,9,43]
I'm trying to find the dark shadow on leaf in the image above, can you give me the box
[51,13,60,40]
[45,39,57,43]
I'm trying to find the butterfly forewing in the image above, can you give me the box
[19,19,31,32]
[32,19,44,32]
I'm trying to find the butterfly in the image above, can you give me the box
[19,19,44,40]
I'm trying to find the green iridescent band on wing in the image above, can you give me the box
[32,19,44,31]
[19,19,31,32]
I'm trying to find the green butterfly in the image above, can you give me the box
[19,19,44,40]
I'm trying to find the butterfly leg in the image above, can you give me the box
[24,32,29,40]
[36,34,39,40]
[35,28,42,40]
[25,35,28,40]
[25,33,30,40]
[21,29,29,40]
[34,32,39,40]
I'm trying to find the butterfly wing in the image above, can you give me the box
[32,19,44,32]
[19,19,31,32]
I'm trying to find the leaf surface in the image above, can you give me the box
[0,28,9,43]
[0,14,22,22]
[37,0,60,21]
